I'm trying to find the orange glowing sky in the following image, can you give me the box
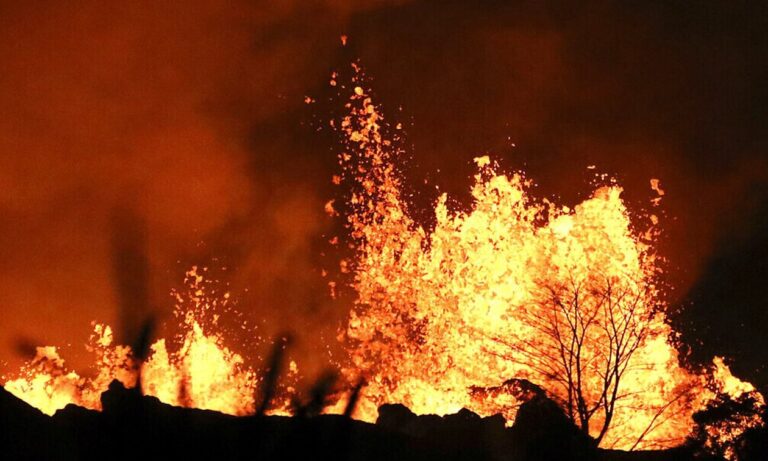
[0,1,766,394]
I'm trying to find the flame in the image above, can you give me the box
[331,68,763,452]
[700,358,765,460]
[0,64,763,459]
[3,325,135,415]
[3,267,296,417]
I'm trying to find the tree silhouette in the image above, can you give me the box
[492,271,659,445]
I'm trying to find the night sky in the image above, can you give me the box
[0,1,766,391]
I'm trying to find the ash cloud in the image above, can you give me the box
[675,182,768,391]
[0,0,364,374]
[1,0,766,388]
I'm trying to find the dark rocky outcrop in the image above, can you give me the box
[0,381,730,461]
[1,385,74,460]
[377,403,513,459]
[508,392,596,461]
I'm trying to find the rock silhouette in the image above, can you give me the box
[0,381,739,460]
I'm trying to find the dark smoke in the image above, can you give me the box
[0,1,766,392]
[676,182,768,391]
[0,0,363,375]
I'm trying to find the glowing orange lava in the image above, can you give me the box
[329,66,763,451]
[1,64,763,459]
[3,267,296,417]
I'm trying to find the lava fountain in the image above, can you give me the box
[328,64,763,451]
[1,63,763,457]
[3,267,297,417]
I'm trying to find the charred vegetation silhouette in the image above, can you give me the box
[489,271,674,446]
[1,347,764,460]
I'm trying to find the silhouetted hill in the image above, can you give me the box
[0,382,730,460]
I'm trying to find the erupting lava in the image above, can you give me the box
[327,65,763,450]
[1,63,762,457]
[3,267,296,417]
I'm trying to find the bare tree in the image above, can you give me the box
[491,271,658,445]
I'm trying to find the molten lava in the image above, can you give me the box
[1,64,763,458]
[329,67,763,451]
[3,267,296,417]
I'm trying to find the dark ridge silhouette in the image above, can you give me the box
[508,390,596,461]
[1,380,744,461]
[0,385,74,460]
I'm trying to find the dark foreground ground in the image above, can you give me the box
[0,381,746,461]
